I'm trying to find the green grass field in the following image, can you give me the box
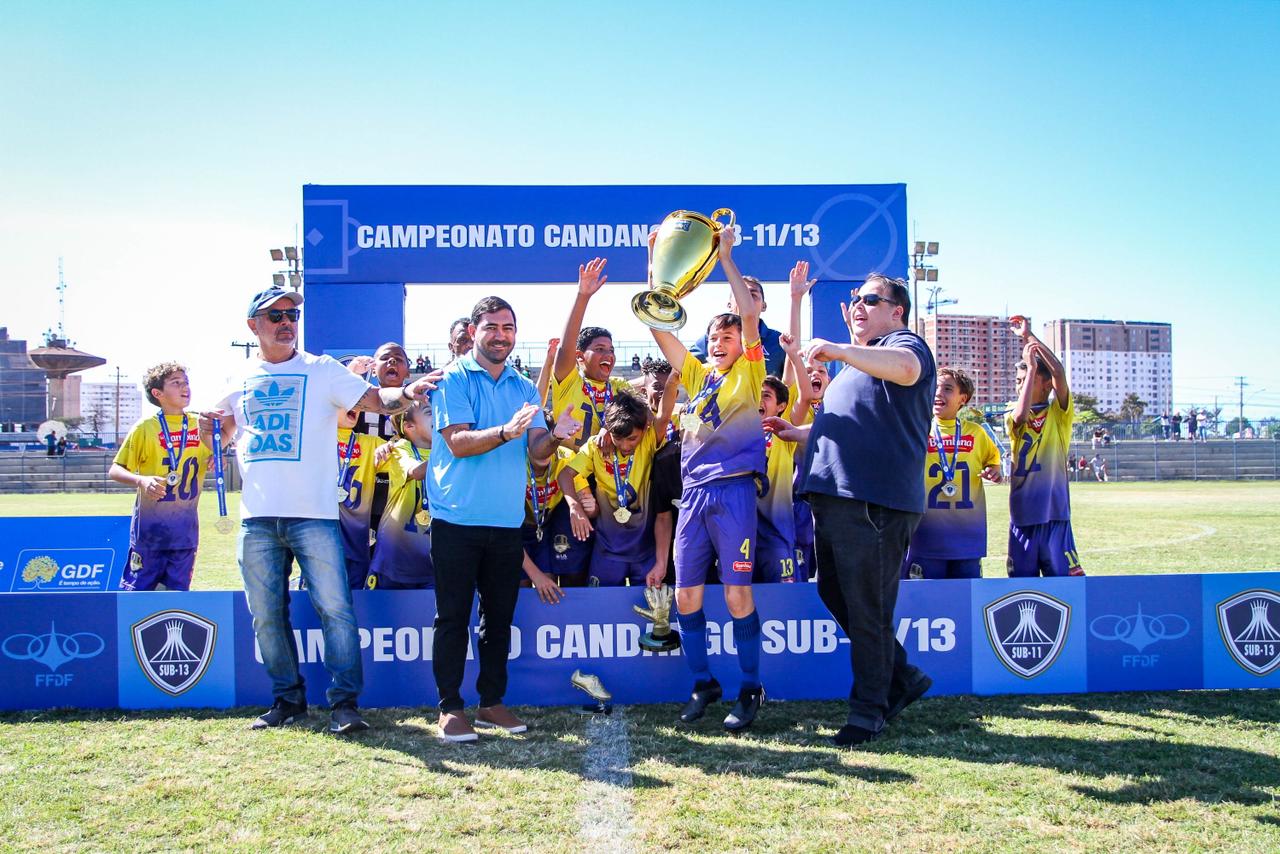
[2,482,1279,852]
[2,480,1276,589]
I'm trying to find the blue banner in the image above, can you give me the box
[303,184,908,286]
[0,516,130,593]
[3,573,1278,712]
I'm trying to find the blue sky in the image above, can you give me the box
[2,1,1277,418]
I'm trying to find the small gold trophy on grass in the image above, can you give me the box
[631,208,735,331]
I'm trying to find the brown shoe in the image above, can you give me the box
[438,710,478,743]
[475,704,528,734]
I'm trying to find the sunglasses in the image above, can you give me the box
[259,308,301,323]
[848,293,899,308]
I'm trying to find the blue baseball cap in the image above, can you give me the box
[247,287,303,318]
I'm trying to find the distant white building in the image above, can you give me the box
[80,381,146,444]
[1044,319,1173,415]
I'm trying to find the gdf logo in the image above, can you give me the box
[984,591,1070,678]
[1217,590,1280,676]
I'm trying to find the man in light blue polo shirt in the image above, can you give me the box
[428,295,578,743]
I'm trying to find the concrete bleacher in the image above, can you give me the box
[1064,437,1279,481]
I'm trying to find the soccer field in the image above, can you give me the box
[2,482,1278,852]
[2,480,1276,589]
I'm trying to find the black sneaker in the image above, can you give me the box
[885,672,933,722]
[251,698,308,730]
[679,678,722,723]
[831,723,880,749]
[723,685,765,733]
[329,704,370,735]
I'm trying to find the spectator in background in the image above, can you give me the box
[1171,411,1183,441]
[631,354,642,371]
[1161,411,1172,440]
[1091,427,1104,449]
[1187,409,1199,442]
[416,355,427,373]
[1089,454,1109,482]
[447,317,473,363]
[1102,429,1112,446]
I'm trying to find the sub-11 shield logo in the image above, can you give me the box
[984,591,1070,678]
[131,610,217,695]
[1217,590,1280,676]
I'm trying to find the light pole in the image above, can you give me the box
[910,241,939,336]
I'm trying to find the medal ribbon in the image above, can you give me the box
[157,413,187,474]
[337,429,358,490]
[933,418,960,484]
[611,445,634,512]
[582,379,613,427]
[210,417,228,518]
[526,460,552,530]
[685,371,725,423]
[409,443,430,516]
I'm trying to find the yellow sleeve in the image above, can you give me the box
[977,429,1001,469]
[551,367,581,415]
[743,339,766,386]
[113,419,152,472]
[681,351,708,398]
[609,376,633,396]
[566,441,595,476]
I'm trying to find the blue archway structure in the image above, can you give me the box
[300,184,908,355]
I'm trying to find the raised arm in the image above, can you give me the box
[780,333,812,424]
[535,337,560,405]
[719,231,759,345]
[552,258,608,384]
[1028,340,1069,410]
[654,368,681,442]
[785,261,814,387]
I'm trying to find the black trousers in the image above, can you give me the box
[430,520,524,712]
[811,493,924,732]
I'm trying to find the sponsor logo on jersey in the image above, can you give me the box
[131,610,217,695]
[1216,589,1280,676]
[984,590,1070,678]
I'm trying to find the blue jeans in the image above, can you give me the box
[238,517,363,708]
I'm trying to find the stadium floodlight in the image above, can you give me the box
[284,246,299,262]
[269,249,285,262]
[926,242,939,255]
[913,241,926,255]
[926,269,939,282]
[288,272,302,289]
[272,273,286,287]
[914,268,926,281]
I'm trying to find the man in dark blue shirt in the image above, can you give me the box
[769,274,936,748]
[689,275,786,377]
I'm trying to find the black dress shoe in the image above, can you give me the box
[724,685,765,733]
[679,678,722,723]
[885,672,933,722]
[830,723,880,748]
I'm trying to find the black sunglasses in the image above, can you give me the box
[849,293,898,308]
[259,308,301,323]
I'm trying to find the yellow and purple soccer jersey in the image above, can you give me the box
[367,440,434,586]
[760,434,798,545]
[679,342,766,489]
[1006,397,1075,527]
[909,419,1002,559]
[114,413,212,551]
[525,446,578,522]
[567,426,658,561]
[337,427,387,586]
[551,369,634,452]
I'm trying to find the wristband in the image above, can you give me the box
[499,426,507,443]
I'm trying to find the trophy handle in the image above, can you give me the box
[710,208,736,232]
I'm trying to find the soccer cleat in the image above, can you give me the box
[724,685,765,733]
[438,711,479,743]
[475,704,528,734]
[679,678,722,723]
[329,704,370,735]
[251,698,308,730]
[885,672,933,723]
[570,669,613,703]
[831,724,880,749]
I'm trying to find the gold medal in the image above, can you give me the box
[347,486,359,504]
[536,526,544,542]
[415,509,431,527]
[338,487,349,503]
[214,516,234,535]
[166,471,180,487]
[614,507,632,524]
[941,482,958,498]
[680,413,702,433]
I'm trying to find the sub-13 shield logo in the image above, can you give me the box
[984,591,1070,678]
[1217,590,1280,676]
[131,610,217,695]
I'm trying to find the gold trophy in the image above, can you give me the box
[631,208,736,331]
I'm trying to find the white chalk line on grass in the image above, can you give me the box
[578,707,636,852]
[1085,523,1217,554]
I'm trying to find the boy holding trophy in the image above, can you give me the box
[645,220,768,733]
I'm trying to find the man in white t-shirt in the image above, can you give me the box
[204,287,438,734]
